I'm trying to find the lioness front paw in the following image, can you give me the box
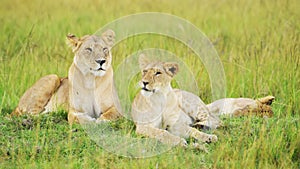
[96,117,110,124]
[179,138,188,148]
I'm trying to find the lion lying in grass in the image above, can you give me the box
[207,96,274,118]
[12,30,122,124]
[131,54,275,148]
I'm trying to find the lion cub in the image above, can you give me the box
[131,55,218,147]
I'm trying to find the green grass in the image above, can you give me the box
[0,0,299,168]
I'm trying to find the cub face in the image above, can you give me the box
[67,29,115,76]
[138,54,179,97]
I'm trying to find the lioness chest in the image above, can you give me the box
[71,85,102,118]
[135,92,192,130]
[69,64,114,118]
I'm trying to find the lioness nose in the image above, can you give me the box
[142,81,149,86]
[96,60,106,66]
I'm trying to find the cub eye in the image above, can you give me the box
[85,47,92,52]
[155,71,162,76]
[103,47,109,54]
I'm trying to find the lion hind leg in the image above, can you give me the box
[12,74,61,116]
[233,104,274,118]
[231,96,275,117]
[43,78,69,113]
[257,96,275,105]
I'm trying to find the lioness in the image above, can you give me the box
[131,54,218,147]
[12,30,122,124]
[131,54,275,148]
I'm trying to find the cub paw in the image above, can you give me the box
[206,134,218,143]
[192,143,208,153]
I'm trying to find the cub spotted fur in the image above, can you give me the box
[12,30,122,124]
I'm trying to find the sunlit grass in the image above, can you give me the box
[0,0,299,168]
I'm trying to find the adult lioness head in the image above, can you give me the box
[67,30,115,77]
[138,54,179,97]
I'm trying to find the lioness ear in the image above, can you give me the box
[101,29,115,48]
[139,54,151,69]
[163,62,179,77]
[66,34,83,53]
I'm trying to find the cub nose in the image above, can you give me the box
[142,81,149,86]
[96,60,106,66]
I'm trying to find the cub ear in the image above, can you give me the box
[163,62,179,77]
[139,54,151,69]
[101,29,115,48]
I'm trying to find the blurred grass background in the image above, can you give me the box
[0,0,299,168]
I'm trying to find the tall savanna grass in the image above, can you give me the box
[0,0,299,168]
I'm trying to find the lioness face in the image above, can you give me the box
[75,35,112,76]
[139,55,179,97]
[67,30,115,77]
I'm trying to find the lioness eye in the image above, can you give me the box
[85,47,92,52]
[155,72,162,76]
[103,47,109,54]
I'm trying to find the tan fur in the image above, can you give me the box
[131,55,218,148]
[43,78,69,113]
[12,74,61,116]
[12,30,122,124]
[207,96,275,117]
[131,55,275,148]
[67,30,121,124]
